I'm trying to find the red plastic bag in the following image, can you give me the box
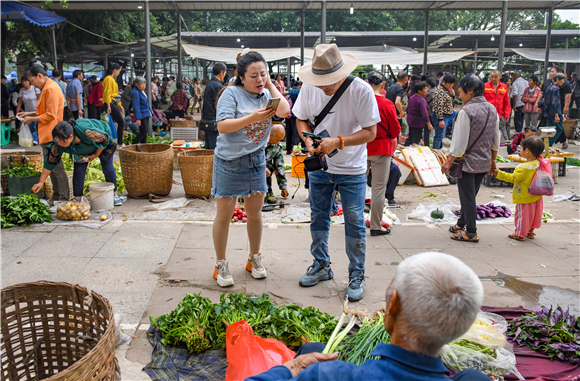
[528,157,554,196]
[225,320,295,381]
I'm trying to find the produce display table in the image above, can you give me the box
[508,154,565,183]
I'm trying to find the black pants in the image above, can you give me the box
[514,106,524,133]
[71,109,83,120]
[87,103,101,120]
[109,102,125,146]
[1,105,8,118]
[285,117,300,153]
[173,110,185,119]
[405,127,424,146]
[204,128,218,150]
[134,117,150,144]
[385,161,402,201]
[457,171,486,235]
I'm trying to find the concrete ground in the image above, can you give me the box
[1,141,579,381]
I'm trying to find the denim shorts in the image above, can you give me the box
[212,149,267,198]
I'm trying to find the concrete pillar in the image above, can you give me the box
[195,57,199,80]
[300,7,305,66]
[321,0,326,45]
[145,0,153,135]
[498,0,508,72]
[473,39,478,74]
[543,7,553,84]
[177,11,182,82]
[422,11,429,76]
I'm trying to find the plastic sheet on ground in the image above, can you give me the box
[406,199,515,224]
[45,204,113,229]
[552,191,579,202]
[142,197,195,211]
[281,204,344,224]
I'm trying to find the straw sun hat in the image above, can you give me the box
[298,44,358,87]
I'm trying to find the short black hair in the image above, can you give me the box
[176,82,183,89]
[1,75,5,80]
[437,71,444,77]
[458,74,484,97]
[528,75,539,84]
[411,75,418,81]
[426,77,437,88]
[442,73,456,84]
[295,81,302,87]
[414,81,428,93]
[397,71,408,81]
[521,136,544,158]
[420,75,427,81]
[234,51,267,87]
[72,70,83,79]
[554,73,566,81]
[213,62,227,75]
[26,65,47,78]
[52,69,62,78]
[53,120,75,141]
[367,70,386,86]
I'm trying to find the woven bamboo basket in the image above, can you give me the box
[44,170,74,200]
[1,281,117,381]
[1,151,43,196]
[563,119,578,138]
[178,150,214,198]
[170,119,195,128]
[119,143,173,197]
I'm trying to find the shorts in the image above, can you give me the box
[212,149,267,198]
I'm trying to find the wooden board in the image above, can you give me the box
[393,156,413,186]
[401,146,449,187]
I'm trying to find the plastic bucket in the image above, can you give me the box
[6,174,43,198]
[89,182,115,211]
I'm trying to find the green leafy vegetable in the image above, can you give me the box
[566,157,580,167]
[124,134,175,145]
[495,155,511,163]
[81,158,125,196]
[336,312,391,365]
[1,165,40,177]
[1,193,53,228]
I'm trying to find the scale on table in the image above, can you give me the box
[537,127,557,157]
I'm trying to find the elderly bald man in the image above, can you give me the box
[247,252,491,381]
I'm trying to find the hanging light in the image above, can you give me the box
[383,43,387,47]
[450,43,453,46]
[237,38,240,42]
[131,53,135,57]
[491,36,495,41]
[350,2,354,14]
[413,37,417,41]
[156,59,159,63]
[519,43,523,47]
[137,5,142,8]
[241,45,244,48]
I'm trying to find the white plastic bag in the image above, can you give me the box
[114,314,131,347]
[441,344,523,379]
[18,125,33,148]
[142,197,194,211]
[553,192,576,202]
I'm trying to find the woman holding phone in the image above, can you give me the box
[211,51,290,287]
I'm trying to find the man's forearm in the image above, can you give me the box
[344,125,376,146]
[296,119,312,140]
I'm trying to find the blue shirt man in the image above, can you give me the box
[66,70,84,118]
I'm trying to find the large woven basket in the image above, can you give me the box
[178,150,214,198]
[170,119,195,128]
[1,151,43,196]
[1,281,117,381]
[563,119,578,138]
[119,143,173,197]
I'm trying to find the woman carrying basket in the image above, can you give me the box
[211,50,290,287]
[31,119,125,206]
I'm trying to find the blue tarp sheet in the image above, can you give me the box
[1,1,65,27]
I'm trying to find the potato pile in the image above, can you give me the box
[57,202,91,221]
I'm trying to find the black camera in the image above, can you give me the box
[302,132,339,172]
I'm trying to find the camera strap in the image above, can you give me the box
[312,75,355,128]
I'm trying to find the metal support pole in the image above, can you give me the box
[300,7,305,65]
[51,25,58,69]
[145,0,153,135]
[195,58,199,80]
[287,38,291,90]
[473,38,478,74]
[422,11,429,76]
[321,0,326,45]
[177,11,182,82]
[104,53,108,74]
[498,0,508,72]
[130,50,134,82]
[543,7,553,84]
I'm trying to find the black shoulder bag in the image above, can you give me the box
[448,112,491,179]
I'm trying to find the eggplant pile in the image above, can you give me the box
[453,203,512,220]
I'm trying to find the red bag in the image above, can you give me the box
[528,156,554,196]
[225,321,295,381]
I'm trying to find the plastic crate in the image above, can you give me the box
[171,127,198,141]
[558,160,566,177]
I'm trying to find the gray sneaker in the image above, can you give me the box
[299,261,333,287]
[346,274,365,301]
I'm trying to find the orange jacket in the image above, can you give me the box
[484,81,511,120]
[37,78,64,144]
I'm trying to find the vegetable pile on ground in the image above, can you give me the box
[231,204,247,223]
[542,211,554,223]
[124,134,175,145]
[507,306,580,364]
[454,203,511,220]
[150,292,336,352]
[566,157,580,167]
[495,155,511,163]
[1,164,40,177]
[334,311,391,365]
[1,193,53,228]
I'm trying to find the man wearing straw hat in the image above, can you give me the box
[293,44,380,301]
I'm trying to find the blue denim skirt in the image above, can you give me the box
[212,149,267,198]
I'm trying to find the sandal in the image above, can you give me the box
[449,225,463,233]
[526,232,536,239]
[509,234,525,242]
[450,231,479,243]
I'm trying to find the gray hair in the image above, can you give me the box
[133,76,146,86]
[389,252,483,357]
[554,73,566,81]
[490,69,501,75]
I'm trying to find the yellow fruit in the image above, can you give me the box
[100,215,107,221]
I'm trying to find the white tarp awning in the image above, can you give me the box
[512,48,580,64]
[182,43,474,66]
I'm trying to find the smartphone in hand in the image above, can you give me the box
[266,98,280,112]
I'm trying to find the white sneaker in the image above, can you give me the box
[213,260,234,287]
[246,253,267,279]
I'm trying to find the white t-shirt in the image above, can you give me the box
[19,86,40,112]
[292,77,380,175]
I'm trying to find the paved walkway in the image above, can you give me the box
[2,144,579,380]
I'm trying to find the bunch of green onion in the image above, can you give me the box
[336,312,391,366]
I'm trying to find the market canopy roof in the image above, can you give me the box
[1,1,65,26]
[24,0,580,12]
[511,48,580,63]
[182,43,474,66]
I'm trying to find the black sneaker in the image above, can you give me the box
[299,261,334,287]
[388,199,396,205]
